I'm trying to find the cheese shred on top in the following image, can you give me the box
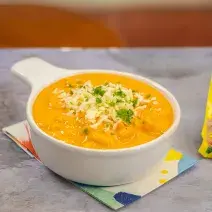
[53,81,155,131]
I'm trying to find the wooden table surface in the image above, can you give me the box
[1,5,212,47]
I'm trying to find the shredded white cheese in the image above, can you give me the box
[54,81,154,130]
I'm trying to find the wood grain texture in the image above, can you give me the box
[0,5,212,47]
[0,5,122,47]
[93,10,212,46]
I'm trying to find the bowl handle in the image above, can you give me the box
[11,57,66,89]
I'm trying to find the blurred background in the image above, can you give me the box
[1,0,212,47]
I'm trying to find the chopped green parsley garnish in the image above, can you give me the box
[83,128,89,135]
[96,97,102,104]
[105,123,111,128]
[116,99,123,103]
[109,102,115,107]
[132,98,138,107]
[93,86,105,96]
[206,147,212,154]
[114,89,126,98]
[145,94,151,99]
[116,109,134,124]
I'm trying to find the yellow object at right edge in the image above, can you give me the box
[199,77,212,158]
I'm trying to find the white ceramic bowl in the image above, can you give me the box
[12,57,180,186]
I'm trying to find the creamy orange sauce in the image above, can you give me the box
[33,73,174,149]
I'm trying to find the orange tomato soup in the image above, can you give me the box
[33,73,174,149]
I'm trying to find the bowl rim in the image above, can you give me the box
[26,70,181,155]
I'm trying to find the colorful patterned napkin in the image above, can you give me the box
[2,121,198,210]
